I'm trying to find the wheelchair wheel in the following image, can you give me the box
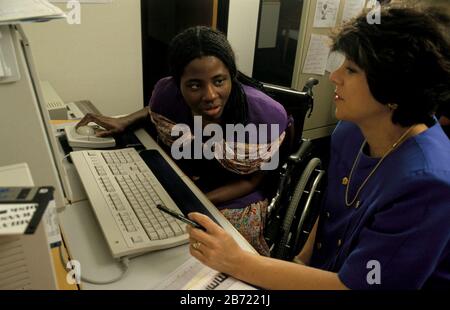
[291,167,325,257]
[272,157,322,260]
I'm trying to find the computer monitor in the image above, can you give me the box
[0,24,68,209]
[0,21,68,289]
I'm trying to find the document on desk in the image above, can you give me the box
[155,257,257,290]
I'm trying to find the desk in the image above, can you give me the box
[57,128,255,289]
[59,200,190,289]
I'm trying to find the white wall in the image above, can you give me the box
[23,0,143,116]
[227,0,260,76]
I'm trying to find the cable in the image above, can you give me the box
[62,153,71,161]
[58,245,130,285]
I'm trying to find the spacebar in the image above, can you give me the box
[138,149,219,225]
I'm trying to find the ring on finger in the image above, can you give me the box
[192,241,201,250]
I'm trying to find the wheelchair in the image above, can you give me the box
[262,79,326,261]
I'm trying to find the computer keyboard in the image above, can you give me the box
[70,148,188,258]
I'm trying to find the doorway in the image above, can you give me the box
[253,0,304,87]
[140,0,229,105]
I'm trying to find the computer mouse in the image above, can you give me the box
[76,125,95,136]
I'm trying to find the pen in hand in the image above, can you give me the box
[157,204,206,231]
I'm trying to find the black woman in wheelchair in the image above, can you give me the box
[187,3,450,290]
[76,26,291,256]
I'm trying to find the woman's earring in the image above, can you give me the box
[388,103,398,111]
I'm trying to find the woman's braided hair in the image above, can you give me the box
[168,26,265,125]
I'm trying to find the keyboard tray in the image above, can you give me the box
[139,150,219,225]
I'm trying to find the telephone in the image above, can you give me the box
[64,124,115,149]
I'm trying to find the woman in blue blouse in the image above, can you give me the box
[186,3,450,289]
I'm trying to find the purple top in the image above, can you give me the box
[310,120,450,289]
[149,77,289,210]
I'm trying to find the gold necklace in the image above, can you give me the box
[344,125,415,208]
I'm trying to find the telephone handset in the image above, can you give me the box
[64,124,115,149]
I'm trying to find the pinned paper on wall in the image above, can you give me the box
[302,34,331,76]
[366,0,378,10]
[313,0,340,28]
[342,0,366,23]
[48,1,112,3]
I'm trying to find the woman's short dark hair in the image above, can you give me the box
[168,26,264,125]
[331,4,450,126]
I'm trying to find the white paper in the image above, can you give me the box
[0,25,21,83]
[303,34,331,75]
[0,52,5,77]
[342,0,366,23]
[154,256,257,290]
[0,0,66,24]
[48,0,112,3]
[0,29,5,77]
[313,0,340,28]
[43,200,62,247]
[366,0,378,10]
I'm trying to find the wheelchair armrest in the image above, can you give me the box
[289,139,313,164]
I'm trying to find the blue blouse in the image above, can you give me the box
[310,121,450,289]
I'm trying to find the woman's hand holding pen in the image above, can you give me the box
[187,212,245,277]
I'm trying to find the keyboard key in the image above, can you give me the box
[149,232,159,240]
[171,223,184,235]
[164,227,174,237]
[131,236,143,243]
[157,230,167,239]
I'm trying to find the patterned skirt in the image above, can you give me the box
[220,199,270,256]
